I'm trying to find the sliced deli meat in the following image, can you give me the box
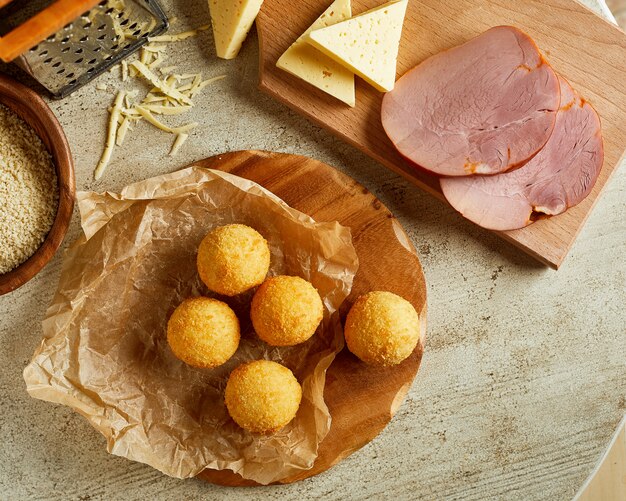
[440,77,603,231]
[381,26,561,176]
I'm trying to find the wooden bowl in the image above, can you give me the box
[0,73,75,295]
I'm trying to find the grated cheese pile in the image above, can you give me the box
[94,24,224,180]
[0,104,59,275]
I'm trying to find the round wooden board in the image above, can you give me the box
[195,150,427,486]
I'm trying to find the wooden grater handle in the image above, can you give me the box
[0,0,101,62]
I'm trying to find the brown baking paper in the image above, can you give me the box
[23,167,359,484]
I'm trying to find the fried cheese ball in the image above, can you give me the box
[197,224,270,296]
[344,291,420,366]
[251,275,323,346]
[225,360,302,434]
[167,297,240,368]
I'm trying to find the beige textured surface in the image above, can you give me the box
[0,0,624,499]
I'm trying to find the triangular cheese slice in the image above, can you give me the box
[208,0,265,59]
[276,0,355,106]
[307,0,408,92]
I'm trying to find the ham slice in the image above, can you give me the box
[381,26,561,176]
[440,77,603,231]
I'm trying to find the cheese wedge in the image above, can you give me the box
[307,0,408,92]
[208,0,264,59]
[276,0,355,106]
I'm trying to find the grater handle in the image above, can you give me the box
[0,0,101,62]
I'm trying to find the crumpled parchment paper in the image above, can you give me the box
[23,167,359,484]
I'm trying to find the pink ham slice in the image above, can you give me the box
[440,77,603,231]
[381,26,561,176]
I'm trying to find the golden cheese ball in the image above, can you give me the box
[197,224,270,296]
[225,360,302,434]
[344,291,421,366]
[167,297,240,368]
[251,275,324,346]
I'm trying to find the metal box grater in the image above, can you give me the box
[0,0,168,98]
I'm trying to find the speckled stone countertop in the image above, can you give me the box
[0,1,624,499]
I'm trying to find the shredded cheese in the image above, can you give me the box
[130,61,193,105]
[94,23,228,179]
[134,106,198,134]
[148,25,209,43]
[190,75,226,97]
[142,44,167,53]
[147,54,164,70]
[142,93,167,103]
[139,48,150,65]
[169,133,188,156]
[121,60,128,81]
[112,17,126,42]
[116,117,131,146]
[95,91,125,180]
[140,104,192,115]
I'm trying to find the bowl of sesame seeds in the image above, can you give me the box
[0,73,75,295]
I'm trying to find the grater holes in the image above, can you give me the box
[97,23,106,31]
[97,34,107,41]
[18,1,168,97]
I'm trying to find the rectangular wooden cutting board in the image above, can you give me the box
[256,0,626,269]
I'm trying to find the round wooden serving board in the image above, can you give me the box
[195,150,427,486]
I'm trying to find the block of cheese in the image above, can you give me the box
[307,0,408,92]
[276,0,355,106]
[208,0,265,59]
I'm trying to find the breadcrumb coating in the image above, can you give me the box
[251,275,323,346]
[225,360,302,434]
[197,224,270,296]
[344,291,420,366]
[0,104,58,275]
[167,297,240,368]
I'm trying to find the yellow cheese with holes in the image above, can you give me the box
[307,0,408,92]
[208,0,264,59]
[276,0,355,106]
